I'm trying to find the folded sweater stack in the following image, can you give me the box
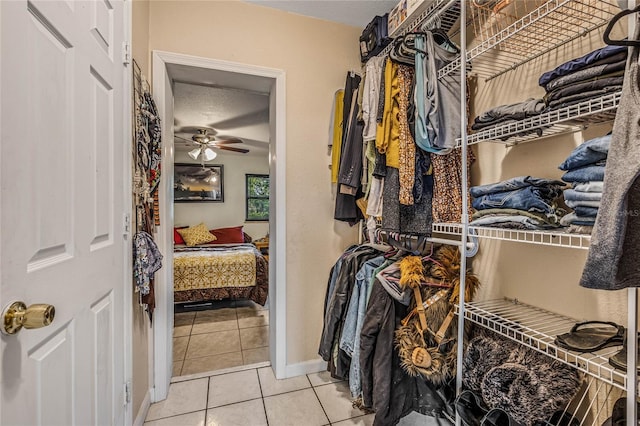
[470,176,565,230]
[540,45,627,111]
[558,134,611,233]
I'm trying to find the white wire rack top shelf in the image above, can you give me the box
[379,0,461,58]
[458,91,621,146]
[432,222,591,249]
[459,298,629,391]
[438,0,619,81]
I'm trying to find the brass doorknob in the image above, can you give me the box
[2,301,55,335]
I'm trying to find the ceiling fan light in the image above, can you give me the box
[188,148,201,160]
[203,147,217,161]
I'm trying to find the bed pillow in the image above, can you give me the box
[177,223,217,246]
[174,227,187,245]
[209,226,245,244]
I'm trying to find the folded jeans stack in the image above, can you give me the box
[470,176,565,230]
[539,45,627,111]
[558,134,610,231]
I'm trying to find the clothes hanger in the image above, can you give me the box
[430,28,460,54]
[603,5,640,47]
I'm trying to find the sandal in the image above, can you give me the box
[554,321,624,353]
[608,332,640,372]
[455,390,489,426]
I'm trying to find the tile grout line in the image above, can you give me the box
[256,368,270,426]
[204,374,212,421]
[145,408,206,424]
[308,374,332,425]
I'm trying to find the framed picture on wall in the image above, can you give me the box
[246,174,269,221]
[174,163,224,202]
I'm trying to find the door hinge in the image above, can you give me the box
[124,380,132,405]
[123,213,131,238]
[122,42,131,65]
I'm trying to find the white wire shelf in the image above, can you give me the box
[379,0,461,58]
[432,222,592,249]
[458,91,621,146]
[439,0,619,81]
[459,298,628,391]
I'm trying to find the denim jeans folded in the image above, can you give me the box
[474,98,545,123]
[470,176,565,197]
[559,134,611,171]
[573,206,599,217]
[562,165,606,183]
[544,55,627,92]
[472,207,561,224]
[564,189,603,202]
[472,185,561,215]
[470,214,551,230]
[565,199,601,209]
[573,181,604,192]
[539,44,627,86]
[561,212,597,226]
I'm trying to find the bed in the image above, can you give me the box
[173,243,268,306]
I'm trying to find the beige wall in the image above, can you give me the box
[469,25,628,325]
[174,151,270,240]
[131,0,151,419]
[148,0,360,364]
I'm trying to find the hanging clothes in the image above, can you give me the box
[397,64,416,206]
[330,89,345,184]
[376,60,400,168]
[431,149,474,223]
[580,18,640,290]
[414,31,461,154]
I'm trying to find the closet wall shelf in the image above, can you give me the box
[439,0,617,81]
[379,0,461,58]
[458,298,629,391]
[432,223,591,249]
[457,91,621,147]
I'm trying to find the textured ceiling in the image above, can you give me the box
[243,0,397,28]
[173,82,270,157]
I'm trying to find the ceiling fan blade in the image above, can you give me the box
[214,138,243,145]
[219,146,250,154]
[174,135,194,143]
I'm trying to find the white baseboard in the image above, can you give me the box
[284,358,326,378]
[133,388,152,426]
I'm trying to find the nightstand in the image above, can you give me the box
[254,240,269,261]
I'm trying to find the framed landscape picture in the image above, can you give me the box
[246,174,269,221]
[174,163,224,202]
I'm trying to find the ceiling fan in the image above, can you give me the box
[175,128,249,165]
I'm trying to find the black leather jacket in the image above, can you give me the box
[360,279,455,426]
[319,247,381,370]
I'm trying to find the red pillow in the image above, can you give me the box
[174,227,187,245]
[208,226,245,244]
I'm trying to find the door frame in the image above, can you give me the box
[151,50,287,400]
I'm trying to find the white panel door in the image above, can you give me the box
[0,1,129,425]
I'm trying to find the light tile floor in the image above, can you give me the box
[163,301,441,425]
[146,367,444,425]
[173,301,270,377]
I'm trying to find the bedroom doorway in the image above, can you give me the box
[172,82,271,377]
[153,51,287,400]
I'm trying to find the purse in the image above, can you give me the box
[359,14,392,62]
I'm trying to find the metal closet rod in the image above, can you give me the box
[373,229,476,252]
